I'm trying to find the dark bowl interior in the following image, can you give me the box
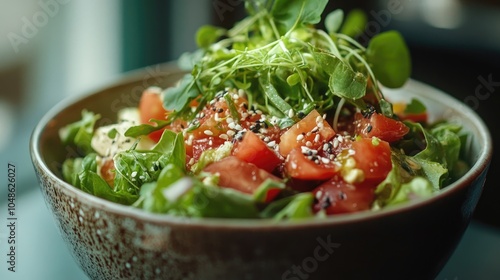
[31,64,492,280]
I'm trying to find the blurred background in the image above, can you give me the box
[0,0,499,279]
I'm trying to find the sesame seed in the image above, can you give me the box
[204,130,213,136]
[315,191,323,200]
[311,126,319,133]
[227,130,235,137]
[264,137,270,142]
[323,143,329,151]
[306,141,313,147]
[235,124,243,130]
[219,134,229,140]
[315,116,322,124]
[131,171,137,178]
[228,122,236,129]
[188,158,195,165]
[314,134,320,143]
[296,134,304,141]
[321,157,330,164]
[238,89,245,96]
[333,138,339,148]
[226,117,234,124]
[233,94,239,100]
[267,141,276,147]
[288,109,295,118]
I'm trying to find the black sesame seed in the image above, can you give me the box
[297,111,305,118]
[338,191,347,200]
[367,124,373,133]
[321,197,332,209]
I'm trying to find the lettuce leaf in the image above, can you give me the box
[58,110,100,154]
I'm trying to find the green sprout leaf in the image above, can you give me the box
[313,51,367,100]
[271,0,329,34]
[367,31,411,88]
[340,9,368,38]
[325,9,344,34]
[196,25,226,48]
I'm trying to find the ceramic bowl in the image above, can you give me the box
[31,64,492,280]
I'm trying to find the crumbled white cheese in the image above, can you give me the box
[91,108,154,157]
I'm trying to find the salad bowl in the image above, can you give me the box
[31,65,492,280]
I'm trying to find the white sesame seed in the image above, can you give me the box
[323,143,329,151]
[235,124,243,130]
[321,157,330,164]
[233,94,239,100]
[315,116,322,124]
[188,158,195,165]
[306,141,313,147]
[238,89,245,96]
[204,130,214,136]
[315,191,323,199]
[214,113,220,121]
[288,109,295,118]
[296,134,304,141]
[226,117,234,124]
[332,139,338,149]
[228,122,236,129]
[314,134,320,143]
[227,130,235,137]
[323,114,327,119]
[131,171,137,178]
[338,135,344,142]
[219,134,229,140]
[267,141,276,147]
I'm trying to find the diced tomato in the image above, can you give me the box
[279,110,336,157]
[284,148,339,181]
[351,138,392,183]
[393,102,428,123]
[139,88,168,142]
[312,178,375,214]
[99,157,115,187]
[354,112,409,142]
[232,131,282,173]
[203,156,281,199]
[188,137,227,162]
[188,93,280,142]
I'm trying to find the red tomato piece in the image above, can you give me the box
[351,138,392,183]
[203,156,281,198]
[188,137,227,163]
[139,88,168,142]
[279,110,336,157]
[284,148,339,181]
[312,178,375,214]
[232,131,282,173]
[354,112,409,142]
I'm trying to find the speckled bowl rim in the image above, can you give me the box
[31,65,493,230]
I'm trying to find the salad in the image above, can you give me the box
[59,0,469,219]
